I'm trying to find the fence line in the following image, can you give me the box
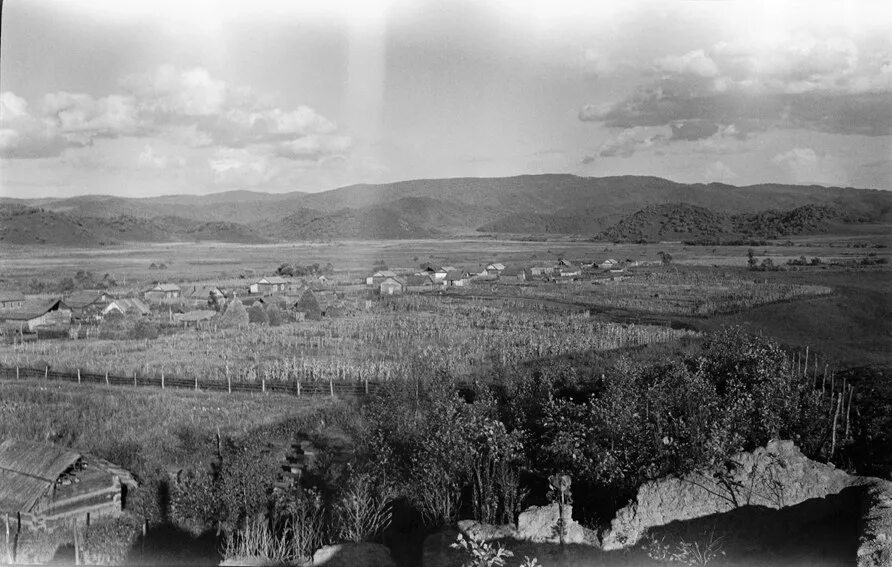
[0,365,380,398]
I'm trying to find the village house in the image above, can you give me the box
[0,439,137,530]
[379,276,404,296]
[182,285,224,308]
[486,262,506,272]
[405,274,437,292]
[530,266,555,276]
[558,264,582,277]
[467,266,491,280]
[144,283,181,303]
[65,290,113,321]
[421,266,448,280]
[366,270,397,286]
[0,299,71,332]
[0,291,26,310]
[249,276,288,295]
[500,266,528,282]
[445,270,471,287]
[102,298,150,318]
[599,258,619,270]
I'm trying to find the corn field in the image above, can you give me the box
[0,295,696,385]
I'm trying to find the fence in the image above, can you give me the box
[0,365,381,398]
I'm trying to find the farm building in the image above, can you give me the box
[530,266,555,276]
[380,276,404,295]
[406,274,437,292]
[144,283,180,303]
[421,265,448,280]
[174,310,217,328]
[0,291,26,310]
[65,291,113,321]
[249,276,288,295]
[599,259,619,270]
[0,439,137,529]
[102,298,150,317]
[366,270,397,286]
[558,265,582,277]
[500,266,527,282]
[486,263,506,272]
[286,279,308,293]
[182,285,224,307]
[0,299,71,332]
[292,289,322,321]
[445,270,471,287]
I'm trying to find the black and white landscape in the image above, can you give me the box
[0,1,890,566]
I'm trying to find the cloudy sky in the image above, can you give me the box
[1,0,890,198]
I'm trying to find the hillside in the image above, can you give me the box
[3,175,890,244]
[598,203,848,243]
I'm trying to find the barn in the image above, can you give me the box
[366,270,397,286]
[0,299,71,332]
[445,270,470,287]
[0,291,26,310]
[406,274,436,292]
[0,440,137,530]
[101,298,150,318]
[500,266,528,282]
[65,291,113,321]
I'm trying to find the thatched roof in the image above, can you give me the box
[0,440,81,514]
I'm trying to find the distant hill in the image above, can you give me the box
[598,203,848,243]
[4,175,890,245]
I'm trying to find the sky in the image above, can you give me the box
[0,0,890,198]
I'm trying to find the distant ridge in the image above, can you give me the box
[2,175,889,246]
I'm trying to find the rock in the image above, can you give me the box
[516,503,596,545]
[457,519,517,541]
[601,439,871,551]
[311,543,396,567]
[858,479,892,567]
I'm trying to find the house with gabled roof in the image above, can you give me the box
[0,439,137,529]
[249,276,288,295]
[0,291,26,310]
[0,299,71,332]
[65,290,113,321]
[406,274,437,292]
[102,298,150,318]
[500,266,528,282]
[445,270,471,287]
[366,270,397,286]
[144,283,180,303]
[486,263,506,272]
[379,276,404,296]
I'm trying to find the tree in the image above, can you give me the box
[747,248,757,270]
[658,251,673,265]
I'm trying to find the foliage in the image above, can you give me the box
[247,304,269,325]
[450,533,514,567]
[334,473,394,543]
[644,529,726,566]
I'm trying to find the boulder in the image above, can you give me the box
[601,439,870,550]
[456,519,517,541]
[516,503,596,545]
[311,543,396,567]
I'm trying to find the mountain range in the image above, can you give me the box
[1,175,889,246]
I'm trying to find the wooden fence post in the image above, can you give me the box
[15,366,19,380]
[45,366,48,379]
[329,376,334,398]
[105,372,109,386]
[194,376,198,391]
[77,369,81,384]
[134,374,137,388]
[161,371,165,390]
[5,514,11,566]
[297,381,301,397]
[261,376,265,394]
[228,373,231,394]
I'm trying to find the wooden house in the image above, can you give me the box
[102,298,150,318]
[65,291,113,321]
[486,263,506,273]
[379,277,404,296]
[530,266,555,276]
[144,283,180,303]
[500,266,527,282]
[0,439,137,529]
[0,291,26,310]
[445,270,470,287]
[599,259,619,270]
[0,299,71,332]
[366,270,397,286]
[406,274,436,292]
[249,276,288,295]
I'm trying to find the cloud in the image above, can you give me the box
[1,66,349,163]
[581,34,892,137]
[138,144,185,169]
[772,147,819,168]
[703,160,737,182]
[598,126,669,158]
[657,49,718,78]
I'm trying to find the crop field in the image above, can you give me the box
[507,270,834,316]
[0,294,695,384]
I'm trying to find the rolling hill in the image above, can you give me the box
[2,175,889,245]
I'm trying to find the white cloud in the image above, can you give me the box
[657,49,718,78]
[703,160,737,182]
[138,144,185,169]
[772,147,819,167]
[598,126,670,158]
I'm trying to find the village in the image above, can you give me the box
[0,257,634,341]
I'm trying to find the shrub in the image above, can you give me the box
[334,473,394,543]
